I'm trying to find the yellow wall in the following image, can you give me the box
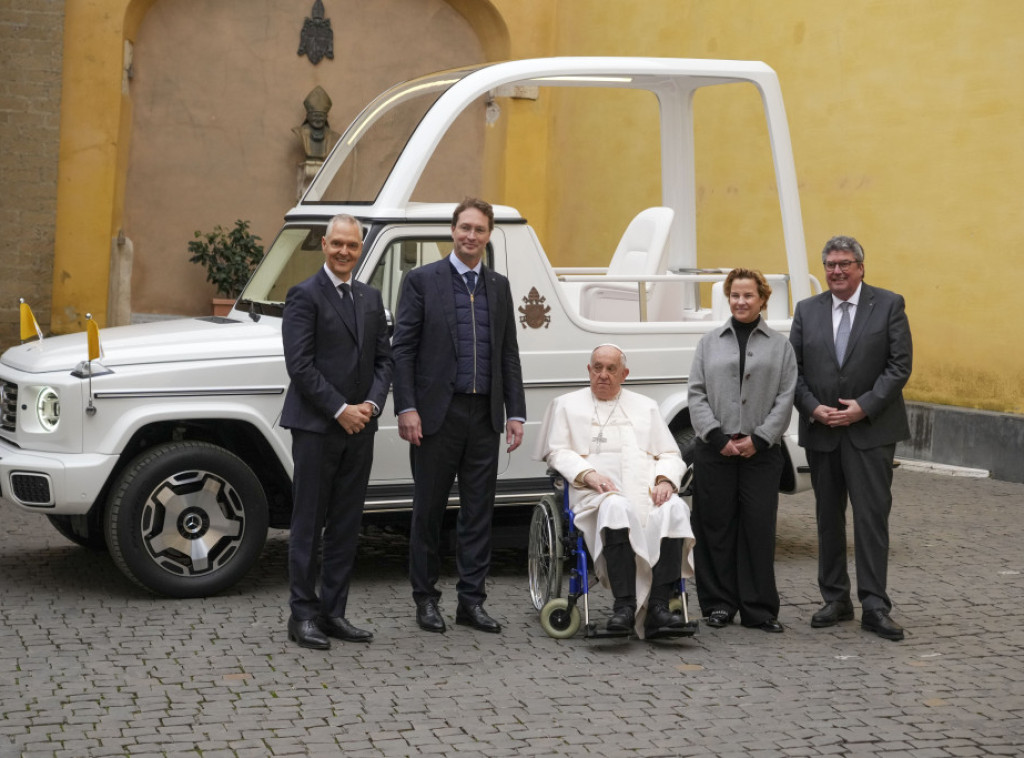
[491,0,1024,413]
[54,0,1024,413]
[52,0,154,334]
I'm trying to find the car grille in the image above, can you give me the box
[0,380,16,432]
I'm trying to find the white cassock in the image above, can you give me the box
[534,388,696,636]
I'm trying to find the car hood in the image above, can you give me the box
[1,317,284,374]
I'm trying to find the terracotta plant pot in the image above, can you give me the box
[212,298,235,317]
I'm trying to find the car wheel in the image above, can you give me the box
[47,512,107,551]
[105,441,269,597]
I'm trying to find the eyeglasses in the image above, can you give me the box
[824,260,859,272]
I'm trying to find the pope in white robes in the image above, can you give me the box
[534,345,695,637]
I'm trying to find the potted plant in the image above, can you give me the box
[188,219,265,316]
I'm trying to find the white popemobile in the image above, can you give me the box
[0,57,818,597]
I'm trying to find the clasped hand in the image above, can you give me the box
[720,435,756,459]
[337,402,374,434]
[812,398,866,427]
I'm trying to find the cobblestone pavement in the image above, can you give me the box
[1,468,1022,757]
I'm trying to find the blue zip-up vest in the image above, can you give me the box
[452,269,491,394]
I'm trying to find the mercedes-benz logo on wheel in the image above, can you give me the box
[182,512,204,535]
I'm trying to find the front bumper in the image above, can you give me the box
[0,438,119,514]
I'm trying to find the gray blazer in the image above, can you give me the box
[688,317,797,446]
[790,282,912,452]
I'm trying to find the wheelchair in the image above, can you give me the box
[527,471,699,640]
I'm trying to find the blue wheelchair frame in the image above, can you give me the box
[529,473,698,640]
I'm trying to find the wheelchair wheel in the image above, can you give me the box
[540,598,582,639]
[528,494,563,611]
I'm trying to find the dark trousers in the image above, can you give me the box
[692,440,783,625]
[409,394,499,607]
[288,426,374,621]
[604,529,684,610]
[807,435,895,612]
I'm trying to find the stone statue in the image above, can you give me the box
[294,86,341,198]
[293,85,340,161]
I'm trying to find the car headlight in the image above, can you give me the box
[35,386,60,431]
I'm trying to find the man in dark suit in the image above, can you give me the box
[281,214,393,650]
[790,235,912,641]
[392,197,527,634]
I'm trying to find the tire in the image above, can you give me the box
[540,598,582,639]
[47,512,107,551]
[105,441,269,598]
[528,494,563,611]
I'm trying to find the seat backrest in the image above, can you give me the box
[606,207,675,276]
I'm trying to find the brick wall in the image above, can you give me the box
[0,0,64,351]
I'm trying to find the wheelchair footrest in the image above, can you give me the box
[646,621,700,640]
[583,622,631,639]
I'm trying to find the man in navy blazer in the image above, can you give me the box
[392,197,527,634]
[790,235,912,641]
[280,214,393,650]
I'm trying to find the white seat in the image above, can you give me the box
[578,207,675,321]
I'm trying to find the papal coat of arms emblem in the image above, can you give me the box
[518,287,551,329]
[298,0,334,65]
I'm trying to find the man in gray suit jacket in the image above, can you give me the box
[281,214,393,650]
[790,235,912,641]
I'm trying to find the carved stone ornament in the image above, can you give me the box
[298,0,334,65]
[518,287,552,329]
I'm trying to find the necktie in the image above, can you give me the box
[835,301,852,366]
[339,282,356,327]
[464,270,477,293]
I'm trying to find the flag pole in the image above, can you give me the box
[85,313,97,416]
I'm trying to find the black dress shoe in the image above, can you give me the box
[861,609,904,641]
[606,606,636,633]
[705,609,731,628]
[288,617,330,650]
[456,603,502,633]
[318,616,373,643]
[810,600,855,628]
[645,604,684,634]
[416,600,446,633]
[748,617,784,633]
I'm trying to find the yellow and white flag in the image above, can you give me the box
[86,313,103,361]
[19,300,43,342]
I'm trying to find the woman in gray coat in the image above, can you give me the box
[687,268,797,632]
